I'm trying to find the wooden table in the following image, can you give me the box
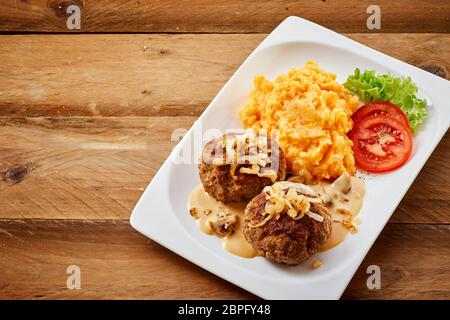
[0,1,449,300]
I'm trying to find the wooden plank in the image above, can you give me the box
[0,219,255,299]
[0,220,448,299]
[0,116,195,219]
[1,33,449,118]
[1,116,449,221]
[0,34,261,117]
[342,223,450,299]
[0,0,449,33]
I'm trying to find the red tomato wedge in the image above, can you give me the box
[349,115,413,172]
[352,101,410,130]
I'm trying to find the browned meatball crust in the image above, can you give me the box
[243,193,332,265]
[199,133,287,203]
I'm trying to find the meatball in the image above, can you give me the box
[199,131,287,203]
[243,184,332,265]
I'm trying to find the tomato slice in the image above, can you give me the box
[352,101,410,130]
[349,115,413,172]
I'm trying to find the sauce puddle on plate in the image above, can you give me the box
[187,185,257,258]
[309,173,366,251]
[188,173,365,257]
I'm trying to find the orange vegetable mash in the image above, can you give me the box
[240,61,359,181]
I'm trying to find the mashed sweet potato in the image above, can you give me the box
[240,61,359,181]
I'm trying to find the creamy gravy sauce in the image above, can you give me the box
[187,185,257,258]
[310,174,366,251]
[188,173,365,258]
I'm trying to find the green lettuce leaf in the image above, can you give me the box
[344,68,427,132]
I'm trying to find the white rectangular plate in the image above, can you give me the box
[130,16,450,299]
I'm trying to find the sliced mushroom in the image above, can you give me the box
[331,172,352,194]
[189,207,200,219]
[208,210,238,237]
[319,188,334,206]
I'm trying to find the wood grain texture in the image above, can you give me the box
[0,115,448,221]
[0,0,449,33]
[0,34,260,117]
[0,219,255,299]
[0,116,195,219]
[1,34,449,118]
[0,220,448,299]
[0,4,449,300]
[343,223,450,299]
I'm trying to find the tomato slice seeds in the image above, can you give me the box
[349,113,413,172]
